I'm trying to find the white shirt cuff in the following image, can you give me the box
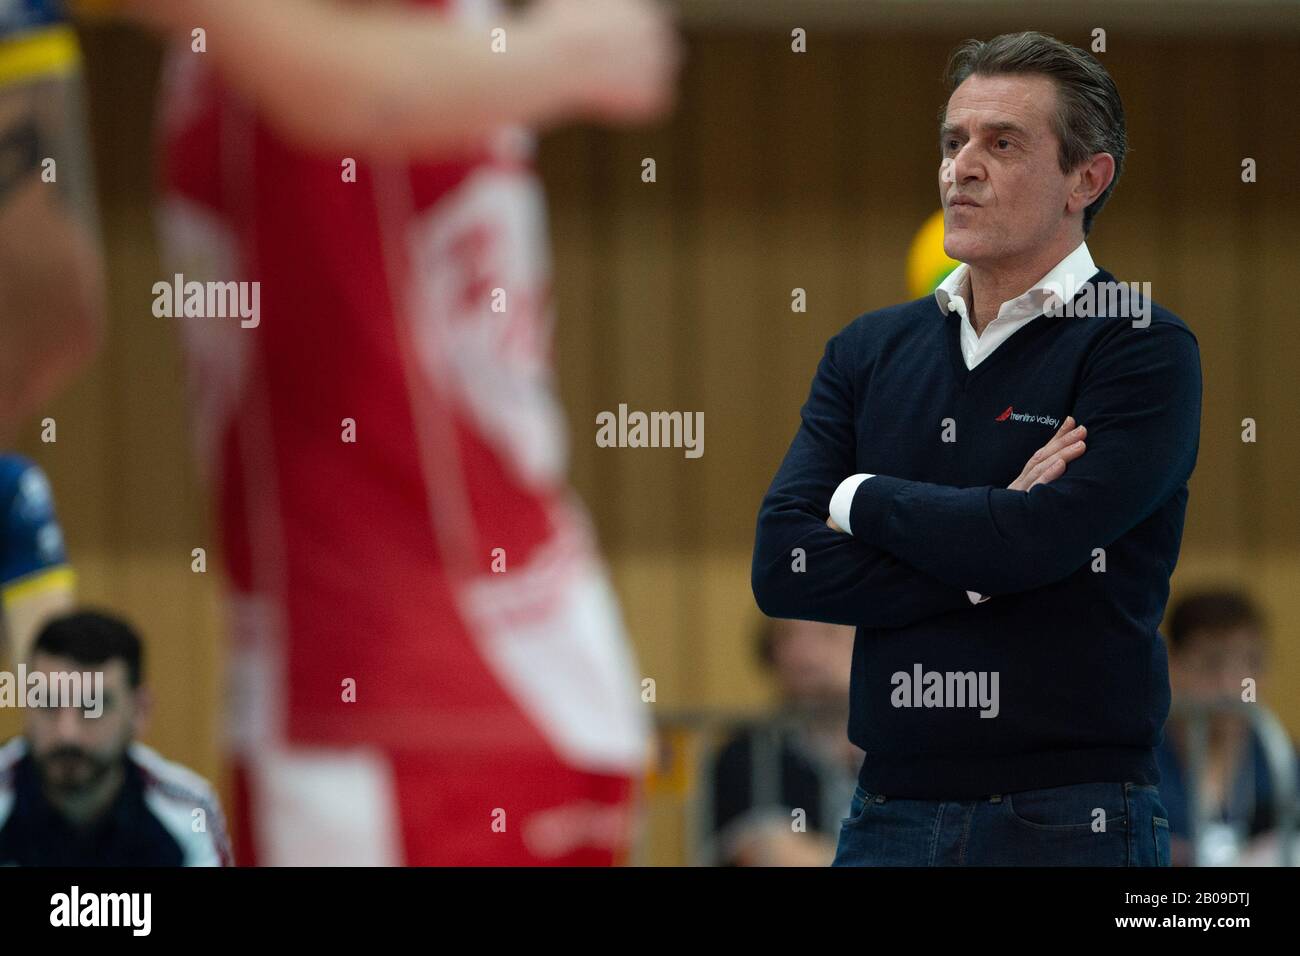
[830,474,988,604]
[829,474,874,533]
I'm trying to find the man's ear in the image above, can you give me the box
[1069,152,1116,215]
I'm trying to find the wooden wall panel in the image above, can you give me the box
[1166,42,1251,552]
[1248,37,1300,552]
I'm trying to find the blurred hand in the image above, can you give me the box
[0,184,104,436]
[528,0,682,124]
[733,819,837,867]
[1007,415,1087,492]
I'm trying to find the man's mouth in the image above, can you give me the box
[950,197,982,207]
[40,750,100,783]
[50,754,92,774]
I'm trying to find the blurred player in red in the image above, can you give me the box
[130,0,680,864]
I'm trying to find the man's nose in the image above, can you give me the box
[53,707,86,740]
[949,144,982,182]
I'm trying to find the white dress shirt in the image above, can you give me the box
[829,241,1099,604]
[937,240,1098,369]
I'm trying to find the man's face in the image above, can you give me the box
[939,73,1074,267]
[25,654,140,797]
[1169,627,1266,704]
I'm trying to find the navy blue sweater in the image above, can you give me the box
[752,269,1202,798]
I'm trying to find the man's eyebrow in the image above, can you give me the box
[939,120,1031,141]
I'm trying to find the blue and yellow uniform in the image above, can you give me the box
[0,1,80,89]
[0,454,72,643]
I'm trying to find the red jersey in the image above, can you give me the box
[156,0,648,777]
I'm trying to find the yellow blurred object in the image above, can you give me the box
[906,209,961,300]
[0,24,80,85]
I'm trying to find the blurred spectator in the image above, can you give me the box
[1158,590,1296,865]
[0,610,231,865]
[709,617,861,866]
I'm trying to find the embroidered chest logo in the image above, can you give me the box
[994,405,1061,428]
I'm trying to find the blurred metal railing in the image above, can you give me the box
[1170,698,1297,866]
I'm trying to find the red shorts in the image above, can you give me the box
[229,746,637,866]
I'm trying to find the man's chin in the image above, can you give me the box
[40,758,105,794]
[943,232,983,266]
[45,778,95,800]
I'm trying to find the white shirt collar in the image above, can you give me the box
[934,240,1098,325]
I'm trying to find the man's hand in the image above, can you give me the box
[1007,416,1086,491]
[0,181,104,432]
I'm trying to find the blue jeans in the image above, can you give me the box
[832,781,1170,866]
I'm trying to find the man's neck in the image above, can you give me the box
[45,762,126,830]
[965,233,1084,336]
